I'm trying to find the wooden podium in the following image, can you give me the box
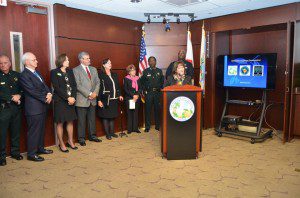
[161,85,202,160]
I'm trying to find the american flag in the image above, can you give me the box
[138,33,148,76]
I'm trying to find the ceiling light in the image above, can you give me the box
[130,0,142,3]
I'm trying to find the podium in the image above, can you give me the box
[161,85,202,160]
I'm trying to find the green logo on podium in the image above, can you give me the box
[169,96,195,122]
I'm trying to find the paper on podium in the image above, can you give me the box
[129,99,135,109]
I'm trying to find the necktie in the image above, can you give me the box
[85,67,91,80]
[34,71,43,82]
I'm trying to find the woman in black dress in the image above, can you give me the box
[164,61,192,87]
[123,65,142,134]
[51,54,78,152]
[97,58,123,140]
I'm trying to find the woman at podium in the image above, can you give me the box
[164,61,192,87]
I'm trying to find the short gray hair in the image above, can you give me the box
[78,52,89,60]
[21,52,34,66]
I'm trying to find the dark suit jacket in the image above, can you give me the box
[97,72,121,106]
[19,68,51,116]
[123,77,142,101]
[50,68,77,102]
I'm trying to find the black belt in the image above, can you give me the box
[147,88,160,92]
[0,102,10,109]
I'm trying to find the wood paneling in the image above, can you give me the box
[0,1,54,153]
[144,23,188,73]
[54,4,143,137]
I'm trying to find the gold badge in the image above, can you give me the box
[14,77,18,81]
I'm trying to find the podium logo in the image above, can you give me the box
[169,96,195,122]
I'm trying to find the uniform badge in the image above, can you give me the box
[14,77,18,81]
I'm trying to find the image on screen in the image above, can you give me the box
[223,54,269,88]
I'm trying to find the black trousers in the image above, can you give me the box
[26,113,46,157]
[145,91,161,130]
[125,99,140,132]
[0,105,21,159]
[76,105,96,142]
[102,118,115,136]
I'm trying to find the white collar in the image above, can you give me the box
[26,66,35,73]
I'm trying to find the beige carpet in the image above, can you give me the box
[0,129,300,198]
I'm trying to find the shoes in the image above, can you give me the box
[79,141,86,146]
[89,137,102,142]
[106,135,112,140]
[135,130,141,133]
[37,149,53,155]
[111,133,118,138]
[144,129,149,133]
[11,154,23,160]
[0,159,6,166]
[27,155,44,162]
[127,131,132,134]
[66,142,78,150]
[59,145,69,153]
[155,127,160,131]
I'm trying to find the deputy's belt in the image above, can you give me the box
[147,88,160,92]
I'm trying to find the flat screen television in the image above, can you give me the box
[217,53,277,89]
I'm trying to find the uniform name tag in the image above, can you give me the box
[147,74,151,77]
[0,82,5,85]
[57,73,62,76]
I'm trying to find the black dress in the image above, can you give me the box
[97,72,121,119]
[164,75,192,87]
[50,68,77,123]
[123,77,142,132]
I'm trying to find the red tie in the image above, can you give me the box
[85,66,91,80]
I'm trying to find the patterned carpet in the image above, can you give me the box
[0,129,300,198]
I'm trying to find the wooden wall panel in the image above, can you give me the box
[54,4,143,138]
[144,23,188,73]
[0,1,54,153]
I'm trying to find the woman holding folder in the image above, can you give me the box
[97,58,123,140]
[123,64,142,134]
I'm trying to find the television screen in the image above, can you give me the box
[217,53,277,89]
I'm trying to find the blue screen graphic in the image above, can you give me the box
[223,55,268,88]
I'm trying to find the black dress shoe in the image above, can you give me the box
[66,142,78,150]
[79,141,86,146]
[59,145,69,153]
[111,133,118,138]
[0,159,6,166]
[135,130,141,133]
[27,155,44,162]
[37,149,53,155]
[89,137,102,142]
[144,129,149,132]
[127,131,132,134]
[11,154,23,160]
[106,135,112,140]
[155,127,160,131]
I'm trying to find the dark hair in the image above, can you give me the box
[148,56,156,62]
[172,61,186,75]
[55,53,67,68]
[101,58,111,74]
[126,64,136,74]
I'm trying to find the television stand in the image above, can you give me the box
[215,89,273,144]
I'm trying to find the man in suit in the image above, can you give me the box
[73,52,101,146]
[0,55,23,166]
[165,50,194,80]
[19,52,53,162]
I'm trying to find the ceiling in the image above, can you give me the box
[37,0,299,22]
